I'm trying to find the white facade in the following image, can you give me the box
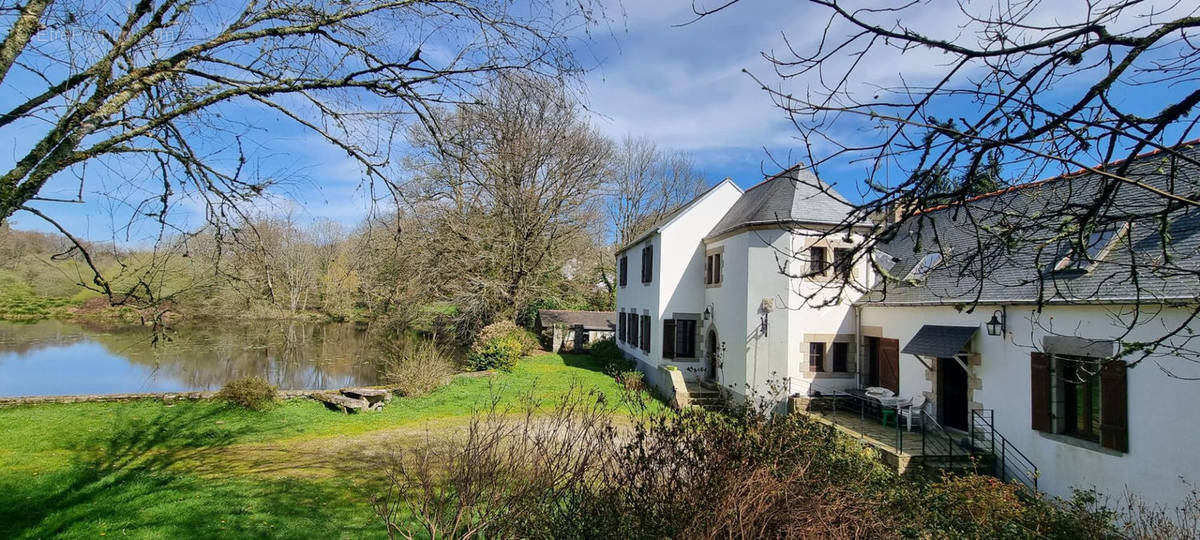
[614,172,1200,510]
[860,303,1200,506]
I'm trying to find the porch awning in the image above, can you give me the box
[901,325,978,358]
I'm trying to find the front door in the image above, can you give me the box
[938,357,969,430]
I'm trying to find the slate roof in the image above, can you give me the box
[536,310,616,331]
[863,144,1200,306]
[706,165,870,239]
[902,325,979,358]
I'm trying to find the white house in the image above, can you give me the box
[614,146,1200,508]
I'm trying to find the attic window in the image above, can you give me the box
[906,252,943,282]
[1050,223,1128,273]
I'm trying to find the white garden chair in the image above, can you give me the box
[897,395,928,431]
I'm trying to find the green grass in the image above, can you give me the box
[0,353,657,539]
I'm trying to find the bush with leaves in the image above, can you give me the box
[216,376,278,411]
[467,321,538,371]
[589,338,631,376]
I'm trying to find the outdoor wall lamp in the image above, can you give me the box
[986,308,1006,337]
[703,304,713,321]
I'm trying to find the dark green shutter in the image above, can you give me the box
[663,319,675,358]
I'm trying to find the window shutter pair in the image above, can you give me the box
[641,245,654,283]
[1030,352,1127,452]
[663,320,675,358]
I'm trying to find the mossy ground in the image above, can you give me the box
[0,353,655,539]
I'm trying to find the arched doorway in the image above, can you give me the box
[706,329,720,383]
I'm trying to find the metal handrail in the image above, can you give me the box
[970,409,1039,491]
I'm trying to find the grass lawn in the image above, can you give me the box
[0,353,656,539]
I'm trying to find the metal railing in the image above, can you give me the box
[919,411,959,459]
[970,409,1039,492]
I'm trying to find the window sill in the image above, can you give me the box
[667,356,700,362]
[705,282,722,288]
[1037,431,1125,457]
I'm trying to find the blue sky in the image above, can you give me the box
[7,0,1198,243]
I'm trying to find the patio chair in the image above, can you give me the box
[897,395,928,431]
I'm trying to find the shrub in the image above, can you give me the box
[616,370,644,392]
[216,376,278,411]
[590,338,631,376]
[381,338,459,397]
[468,320,538,371]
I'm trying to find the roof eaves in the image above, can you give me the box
[617,178,741,254]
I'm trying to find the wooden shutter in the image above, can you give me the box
[641,245,653,283]
[1030,352,1052,432]
[640,315,650,351]
[878,338,900,393]
[619,256,627,286]
[1099,360,1128,452]
[618,312,626,342]
[662,319,675,359]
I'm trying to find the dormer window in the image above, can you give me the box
[1050,223,1128,273]
[906,252,943,282]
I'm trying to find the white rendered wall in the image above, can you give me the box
[859,303,1200,508]
[615,181,742,385]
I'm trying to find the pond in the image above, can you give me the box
[0,319,388,397]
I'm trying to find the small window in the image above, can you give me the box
[808,247,829,276]
[831,342,848,372]
[833,248,853,280]
[905,252,943,282]
[809,342,825,372]
[706,253,723,285]
[641,245,654,283]
[619,256,628,287]
[1051,224,1127,273]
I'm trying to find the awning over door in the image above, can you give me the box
[901,325,978,358]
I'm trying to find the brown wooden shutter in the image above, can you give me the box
[618,312,626,342]
[662,319,675,359]
[1099,360,1128,452]
[878,338,900,393]
[1030,352,1052,432]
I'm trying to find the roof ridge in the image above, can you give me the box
[915,139,1200,216]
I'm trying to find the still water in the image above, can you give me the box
[0,320,383,397]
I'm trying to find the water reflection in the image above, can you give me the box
[0,320,382,397]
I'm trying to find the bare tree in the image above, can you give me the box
[692,0,1200,364]
[0,0,602,304]
[402,75,612,337]
[606,136,707,246]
